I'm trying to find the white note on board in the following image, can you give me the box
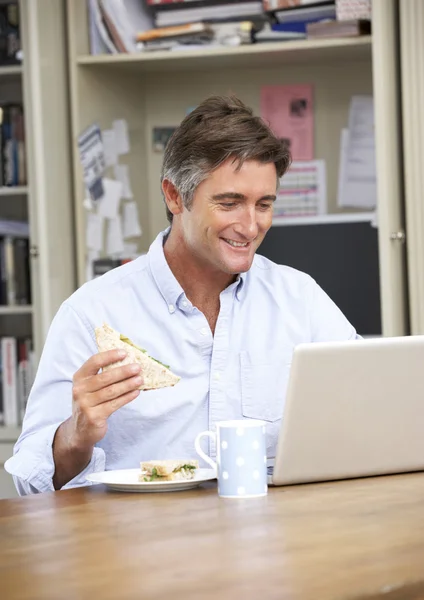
[106,216,125,255]
[113,119,130,155]
[98,178,123,219]
[86,212,104,251]
[123,201,143,238]
[102,129,118,167]
[114,164,133,199]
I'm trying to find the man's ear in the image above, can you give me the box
[162,179,183,217]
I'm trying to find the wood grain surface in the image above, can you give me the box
[1,474,424,600]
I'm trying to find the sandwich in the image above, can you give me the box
[139,459,199,482]
[95,323,180,391]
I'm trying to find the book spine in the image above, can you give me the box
[4,235,15,305]
[13,237,30,305]
[2,337,18,426]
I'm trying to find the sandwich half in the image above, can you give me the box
[95,323,180,391]
[139,459,199,482]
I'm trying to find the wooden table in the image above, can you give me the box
[2,474,424,600]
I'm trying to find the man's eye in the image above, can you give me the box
[221,202,236,208]
[259,203,273,210]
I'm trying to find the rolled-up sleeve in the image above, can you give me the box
[4,300,105,495]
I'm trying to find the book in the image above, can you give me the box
[0,3,21,66]
[2,337,17,426]
[262,0,332,10]
[136,22,213,42]
[155,1,263,27]
[306,18,370,38]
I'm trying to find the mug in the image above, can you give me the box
[195,419,268,498]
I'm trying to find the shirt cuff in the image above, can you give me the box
[5,423,106,494]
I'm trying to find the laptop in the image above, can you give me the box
[269,335,424,486]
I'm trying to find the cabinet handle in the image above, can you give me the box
[29,245,39,258]
[389,231,406,243]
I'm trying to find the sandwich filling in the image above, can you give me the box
[139,459,199,482]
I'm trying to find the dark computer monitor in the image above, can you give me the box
[258,218,382,336]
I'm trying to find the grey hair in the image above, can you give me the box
[160,95,291,224]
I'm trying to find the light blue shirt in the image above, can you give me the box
[6,229,358,495]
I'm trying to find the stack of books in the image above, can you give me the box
[0,104,26,187]
[0,220,31,306]
[0,336,34,427]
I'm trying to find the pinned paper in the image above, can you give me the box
[77,124,105,200]
[98,178,123,219]
[86,213,104,251]
[113,119,130,155]
[122,201,142,238]
[106,216,125,255]
[114,164,133,199]
[260,84,314,161]
[123,242,139,257]
[102,129,118,167]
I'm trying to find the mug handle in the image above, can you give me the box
[195,431,217,471]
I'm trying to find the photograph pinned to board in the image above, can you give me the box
[152,127,177,152]
[274,159,326,218]
[77,123,106,200]
[260,84,314,161]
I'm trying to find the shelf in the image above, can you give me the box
[0,186,28,196]
[0,65,22,79]
[77,36,372,73]
[0,426,21,442]
[0,306,33,315]
[272,211,377,227]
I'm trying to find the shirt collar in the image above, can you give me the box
[148,229,247,309]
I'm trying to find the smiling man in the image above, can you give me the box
[6,96,359,494]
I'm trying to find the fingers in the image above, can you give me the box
[74,373,143,408]
[83,362,142,394]
[101,388,142,419]
[75,350,127,381]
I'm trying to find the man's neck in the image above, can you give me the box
[163,228,236,306]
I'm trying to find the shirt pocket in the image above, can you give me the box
[240,350,291,423]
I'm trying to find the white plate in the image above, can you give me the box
[86,468,216,493]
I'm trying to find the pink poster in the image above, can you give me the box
[260,84,314,161]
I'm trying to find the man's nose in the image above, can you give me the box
[235,207,259,239]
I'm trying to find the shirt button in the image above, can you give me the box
[214,371,221,381]
[200,327,208,336]
[168,304,175,313]
[182,300,188,307]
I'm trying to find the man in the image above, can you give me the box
[6,95,358,495]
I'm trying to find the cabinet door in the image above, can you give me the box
[20,0,76,358]
[399,0,424,334]
[372,0,409,336]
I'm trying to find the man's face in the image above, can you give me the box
[176,159,277,275]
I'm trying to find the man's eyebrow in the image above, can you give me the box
[211,192,246,201]
[211,193,276,201]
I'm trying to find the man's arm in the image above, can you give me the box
[5,302,141,494]
[52,350,142,490]
[307,277,360,341]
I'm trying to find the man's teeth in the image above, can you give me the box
[225,239,248,247]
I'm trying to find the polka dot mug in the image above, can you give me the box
[195,419,268,498]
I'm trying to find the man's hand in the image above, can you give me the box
[70,349,143,450]
[52,349,142,489]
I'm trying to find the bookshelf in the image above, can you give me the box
[67,0,407,339]
[0,0,77,498]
